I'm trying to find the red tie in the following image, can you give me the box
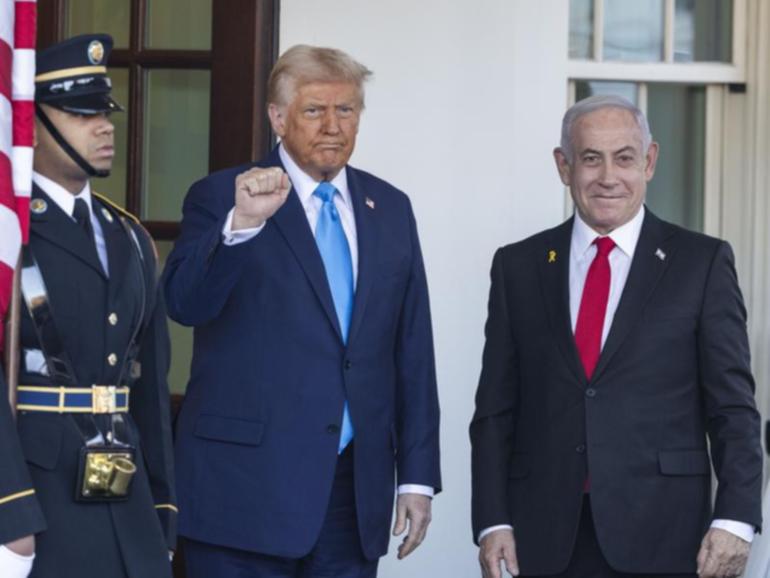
[574,237,615,380]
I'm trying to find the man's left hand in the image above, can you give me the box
[696,527,750,578]
[392,493,432,559]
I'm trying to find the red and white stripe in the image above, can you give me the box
[0,0,35,354]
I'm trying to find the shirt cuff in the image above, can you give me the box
[710,519,754,543]
[221,208,265,246]
[397,484,434,498]
[478,525,514,543]
[0,545,34,578]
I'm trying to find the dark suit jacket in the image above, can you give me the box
[12,185,176,578]
[470,210,762,575]
[165,147,441,561]
[0,370,46,544]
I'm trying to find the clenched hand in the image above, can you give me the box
[232,167,291,230]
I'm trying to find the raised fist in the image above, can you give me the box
[232,167,291,230]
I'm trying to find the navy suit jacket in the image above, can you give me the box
[470,210,762,574]
[164,148,441,560]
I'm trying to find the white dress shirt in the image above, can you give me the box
[221,145,432,498]
[480,207,753,543]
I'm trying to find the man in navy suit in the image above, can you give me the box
[470,95,762,578]
[164,45,441,578]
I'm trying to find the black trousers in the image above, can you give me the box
[521,496,697,578]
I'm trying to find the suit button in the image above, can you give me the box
[107,353,118,366]
[108,313,118,326]
[344,360,352,370]
[576,444,586,454]
[327,424,340,434]
[586,388,597,398]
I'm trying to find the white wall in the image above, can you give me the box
[280,2,569,576]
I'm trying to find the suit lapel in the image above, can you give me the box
[30,185,106,279]
[346,167,378,347]
[268,153,344,343]
[538,218,586,385]
[592,210,677,381]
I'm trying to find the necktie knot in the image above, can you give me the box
[313,181,337,204]
[594,236,615,257]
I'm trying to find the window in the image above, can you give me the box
[567,0,745,234]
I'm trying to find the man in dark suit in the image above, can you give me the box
[0,35,176,578]
[164,44,441,578]
[470,95,762,578]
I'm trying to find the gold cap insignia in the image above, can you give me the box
[88,40,105,65]
[548,250,557,263]
[101,207,114,223]
[30,198,48,214]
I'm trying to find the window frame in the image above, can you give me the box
[569,0,747,84]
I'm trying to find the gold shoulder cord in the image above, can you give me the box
[92,191,140,225]
[92,192,159,260]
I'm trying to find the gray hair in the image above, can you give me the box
[560,95,653,162]
[267,44,373,109]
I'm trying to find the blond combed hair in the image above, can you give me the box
[267,44,373,108]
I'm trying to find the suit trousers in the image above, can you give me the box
[520,496,697,578]
[184,445,378,578]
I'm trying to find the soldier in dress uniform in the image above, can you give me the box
[0,34,176,578]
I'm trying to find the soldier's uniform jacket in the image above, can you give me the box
[5,183,177,578]
[0,373,46,544]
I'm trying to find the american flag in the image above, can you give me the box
[0,0,35,354]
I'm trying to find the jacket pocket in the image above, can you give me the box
[508,453,530,479]
[194,415,264,446]
[18,415,63,470]
[658,450,710,476]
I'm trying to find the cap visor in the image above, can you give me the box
[53,93,124,115]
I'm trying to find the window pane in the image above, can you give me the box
[66,0,130,49]
[604,0,664,62]
[569,0,594,59]
[674,0,732,62]
[93,68,128,208]
[575,80,638,105]
[156,241,192,395]
[145,0,212,50]
[646,84,705,231]
[143,69,210,221]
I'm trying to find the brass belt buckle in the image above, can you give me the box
[92,385,117,414]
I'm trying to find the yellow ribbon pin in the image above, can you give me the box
[548,250,557,263]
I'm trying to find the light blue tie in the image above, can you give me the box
[313,182,355,453]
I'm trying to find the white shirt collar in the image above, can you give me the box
[33,171,93,219]
[572,205,645,260]
[278,144,351,209]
